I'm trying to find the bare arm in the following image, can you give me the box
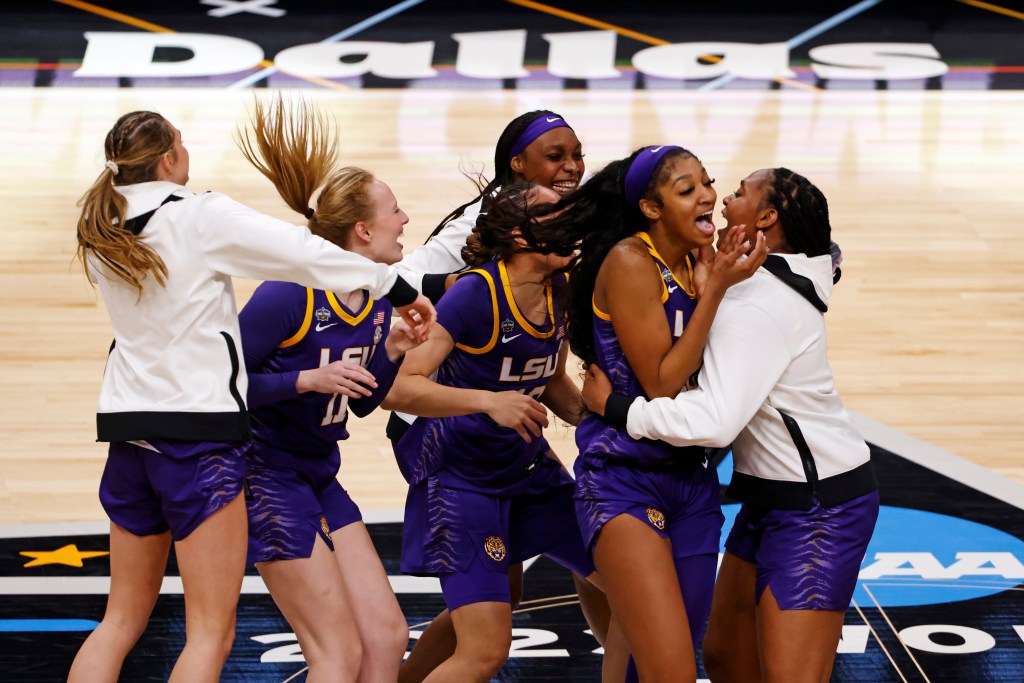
[601,230,765,399]
[381,323,549,442]
[538,344,583,426]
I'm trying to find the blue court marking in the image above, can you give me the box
[716,449,733,486]
[697,0,885,91]
[227,0,429,89]
[0,619,99,632]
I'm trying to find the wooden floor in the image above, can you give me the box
[1,87,1022,525]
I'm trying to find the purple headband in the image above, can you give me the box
[624,145,682,207]
[507,114,573,160]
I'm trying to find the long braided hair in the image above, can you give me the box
[76,111,177,294]
[425,109,567,242]
[762,168,831,258]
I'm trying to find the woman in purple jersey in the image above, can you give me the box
[69,107,433,682]
[391,110,619,682]
[522,146,766,682]
[583,168,876,683]
[384,185,603,683]
[235,98,426,682]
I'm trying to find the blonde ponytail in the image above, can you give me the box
[76,111,175,295]
[237,96,376,249]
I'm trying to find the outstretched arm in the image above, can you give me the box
[381,324,549,443]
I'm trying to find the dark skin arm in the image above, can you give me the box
[596,227,766,400]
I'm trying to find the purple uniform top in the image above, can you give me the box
[576,232,705,466]
[239,282,399,478]
[395,259,567,495]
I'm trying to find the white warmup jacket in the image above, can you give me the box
[395,198,483,300]
[91,181,417,443]
[615,252,875,509]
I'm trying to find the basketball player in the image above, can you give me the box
[520,145,766,682]
[583,168,878,683]
[389,110,619,681]
[396,109,585,303]
[383,185,600,683]
[68,108,433,683]
[235,98,428,682]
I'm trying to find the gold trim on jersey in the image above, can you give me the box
[278,288,314,348]
[592,293,612,321]
[636,231,696,300]
[326,291,374,326]
[454,269,499,355]
[499,260,555,339]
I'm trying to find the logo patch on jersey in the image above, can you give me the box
[484,536,506,561]
[646,507,666,530]
[373,325,383,345]
[320,516,330,536]
[556,324,565,340]
[315,307,331,322]
[661,268,673,282]
[373,311,386,325]
[501,318,515,334]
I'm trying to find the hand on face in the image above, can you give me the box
[697,226,769,298]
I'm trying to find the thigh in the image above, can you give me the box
[756,587,844,683]
[258,534,358,650]
[174,493,248,628]
[331,522,404,631]
[593,514,696,682]
[702,551,760,682]
[105,521,172,624]
[448,601,513,657]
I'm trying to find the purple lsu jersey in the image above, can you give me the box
[239,282,397,478]
[395,259,567,494]
[576,232,705,466]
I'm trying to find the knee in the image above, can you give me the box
[461,634,511,681]
[702,639,735,681]
[307,638,363,680]
[364,616,409,663]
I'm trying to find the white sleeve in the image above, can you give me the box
[395,199,482,291]
[625,300,791,448]
[193,193,400,300]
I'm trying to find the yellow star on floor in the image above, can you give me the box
[20,544,109,568]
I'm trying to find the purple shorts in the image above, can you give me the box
[725,490,880,611]
[245,458,362,564]
[574,456,724,561]
[99,440,248,541]
[403,460,593,611]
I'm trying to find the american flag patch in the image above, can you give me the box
[557,324,565,339]
[374,311,386,325]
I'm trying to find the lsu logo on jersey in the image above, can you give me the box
[498,354,559,382]
[320,516,331,536]
[646,507,666,530]
[484,536,506,561]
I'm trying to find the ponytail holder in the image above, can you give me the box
[104,160,119,175]
[305,208,315,219]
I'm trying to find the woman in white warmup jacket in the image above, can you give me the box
[68,109,433,683]
[584,167,877,683]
